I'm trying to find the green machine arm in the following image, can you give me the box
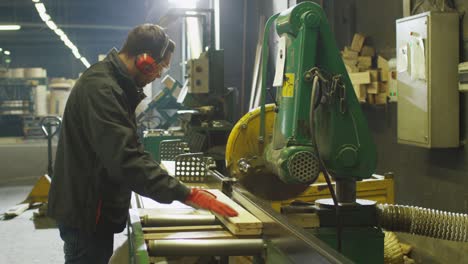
[262,3,376,188]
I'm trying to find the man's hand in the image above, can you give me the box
[185,189,239,217]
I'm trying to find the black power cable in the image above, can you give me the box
[309,74,343,253]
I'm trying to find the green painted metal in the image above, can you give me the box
[128,209,150,264]
[262,2,376,182]
[311,227,384,264]
[259,13,280,144]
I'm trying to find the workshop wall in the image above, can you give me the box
[355,0,468,213]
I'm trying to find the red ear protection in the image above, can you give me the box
[135,53,158,75]
[135,32,170,75]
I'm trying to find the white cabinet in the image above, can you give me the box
[396,12,459,148]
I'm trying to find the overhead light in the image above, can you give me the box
[0,25,21,31]
[4,50,11,55]
[33,1,91,69]
[54,29,65,37]
[35,3,46,14]
[186,11,198,15]
[80,57,90,68]
[0,48,2,52]
[45,20,57,30]
[72,49,81,59]
[168,0,198,9]
[39,12,50,22]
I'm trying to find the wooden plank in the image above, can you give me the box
[143,225,223,233]
[367,82,380,94]
[369,70,380,82]
[342,46,358,60]
[375,93,387,104]
[351,33,366,52]
[345,64,359,73]
[143,230,234,240]
[5,203,30,218]
[349,71,371,85]
[360,46,375,57]
[378,56,389,81]
[357,56,372,68]
[379,82,389,94]
[208,189,262,235]
[353,84,367,102]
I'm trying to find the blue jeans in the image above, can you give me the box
[58,223,114,264]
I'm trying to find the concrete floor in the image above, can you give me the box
[0,185,128,264]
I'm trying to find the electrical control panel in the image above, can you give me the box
[396,12,459,148]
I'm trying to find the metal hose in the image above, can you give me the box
[377,204,468,242]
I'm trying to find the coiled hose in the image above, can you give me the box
[377,204,468,242]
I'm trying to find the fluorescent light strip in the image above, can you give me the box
[0,25,21,30]
[45,20,57,30]
[4,51,11,55]
[34,3,46,14]
[33,1,90,68]
[80,57,90,68]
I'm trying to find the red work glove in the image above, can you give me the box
[185,189,239,217]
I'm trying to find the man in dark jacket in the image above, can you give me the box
[48,24,237,264]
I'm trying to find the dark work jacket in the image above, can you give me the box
[48,49,190,233]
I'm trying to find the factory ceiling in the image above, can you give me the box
[0,0,170,77]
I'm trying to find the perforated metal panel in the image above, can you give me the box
[288,151,320,183]
[174,153,210,183]
[186,131,206,152]
[159,139,190,161]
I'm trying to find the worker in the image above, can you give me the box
[47,24,238,264]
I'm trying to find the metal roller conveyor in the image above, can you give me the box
[141,213,218,227]
[147,239,265,256]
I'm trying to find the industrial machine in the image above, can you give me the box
[137,75,184,131]
[130,3,468,264]
[226,2,381,262]
[142,8,237,171]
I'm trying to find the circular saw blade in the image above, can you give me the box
[225,104,309,201]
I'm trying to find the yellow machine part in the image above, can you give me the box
[22,174,51,204]
[271,175,395,212]
[225,104,276,178]
[226,104,310,200]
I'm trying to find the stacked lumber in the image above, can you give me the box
[342,33,389,105]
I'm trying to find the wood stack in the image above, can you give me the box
[342,33,389,105]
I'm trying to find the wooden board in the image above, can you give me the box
[375,93,387,104]
[351,33,366,52]
[379,82,389,94]
[349,71,371,85]
[360,45,375,57]
[367,82,380,94]
[342,46,358,60]
[4,203,30,218]
[369,70,380,82]
[208,189,262,235]
[143,225,223,233]
[378,56,389,81]
[143,230,234,240]
[357,56,372,68]
[353,84,367,102]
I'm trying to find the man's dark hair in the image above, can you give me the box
[120,24,175,60]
